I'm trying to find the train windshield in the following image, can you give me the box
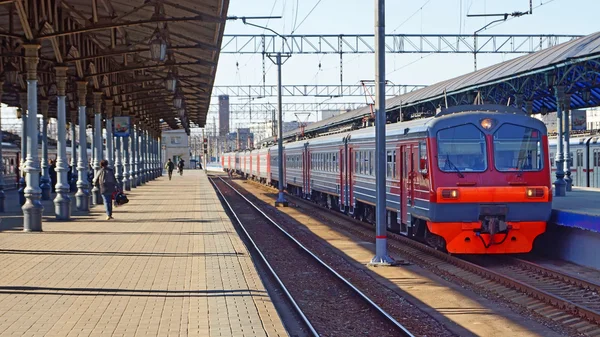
[493,124,543,172]
[437,124,487,173]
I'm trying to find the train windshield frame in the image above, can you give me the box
[493,123,544,172]
[437,123,487,173]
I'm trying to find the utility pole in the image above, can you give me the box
[370,0,395,266]
[268,52,291,207]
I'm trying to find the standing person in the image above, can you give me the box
[178,159,185,176]
[92,159,117,220]
[165,159,175,180]
[49,159,57,193]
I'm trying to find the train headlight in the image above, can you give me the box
[480,118,495,130]
[441,189,459,199]
[526,188,544,198]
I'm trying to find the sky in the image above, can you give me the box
[208,0,600,132]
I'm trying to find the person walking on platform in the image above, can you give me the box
[92,159,118,220]
[165,159,175,180]
[177,159,185,176]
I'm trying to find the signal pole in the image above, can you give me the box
[370,0,395,266]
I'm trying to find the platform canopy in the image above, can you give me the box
[0,0,229,131]
[272,31,600,143]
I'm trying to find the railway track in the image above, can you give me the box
[209,175,415,337]
[237,177,600,336]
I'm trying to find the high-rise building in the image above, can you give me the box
[218,95,230,136]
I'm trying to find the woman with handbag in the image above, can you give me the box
[92,159,118,220]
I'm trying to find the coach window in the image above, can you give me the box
[332,153,337,172]
[393,150,397,179]
[419,141,428,175]
[493,124,543,172]
[386,151,393,177]
[438,123,487,172]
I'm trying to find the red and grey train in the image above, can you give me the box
[222,105,552,254]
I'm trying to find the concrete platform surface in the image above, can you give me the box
[551,187,600,232]
[0,171,287,337]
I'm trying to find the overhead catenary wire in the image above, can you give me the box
[291,0,324,34]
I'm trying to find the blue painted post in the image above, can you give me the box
[0,83,4,212]
[92,92,103,205]
[141,126,147,184]
[130,121,137,188]
[105,99,114,170]
[123,112,131,191]
[22,44,44,231]
[40,99,51,200]
[75,81,90,211]
[554,86,567,197]
[70,110,78,192]
[114,106,124,191]
[563,94,572,191]
[18,94,27,206]
[53,66,71,219]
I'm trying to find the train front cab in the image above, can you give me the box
[422,110,552,254]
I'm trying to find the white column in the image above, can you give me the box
[75,81,90,211]
[40,100,51,200]
[53,66,71,219]
[22,44,43,231]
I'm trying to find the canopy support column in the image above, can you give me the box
[92,92,103,205]
[0,83,4,212]
[130,120,137,188]
[54,66,71,220]
[22,44,43,232]
[70,110,78,193]
[18,94,27,206]
[114,106,124,191]
[105,99,114,169]
[554,86,567,197]
[75,81,90,211]
[563,94,572,191]
[40,99,51,200]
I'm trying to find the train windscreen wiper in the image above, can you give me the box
[446,155,465,178]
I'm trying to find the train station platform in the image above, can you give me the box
[537,187,600,271]
[551,187,600,232]
[0,171,287,337]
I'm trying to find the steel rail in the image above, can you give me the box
[212,176,415,337]
[243,179,600,326]
[209,177,319,337]
[510,258,600,294]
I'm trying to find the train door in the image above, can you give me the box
[400,144,416,234]
[593,148,600,188]
[339,147,344,210]
[575,150,584,187]
[348,146,354,212]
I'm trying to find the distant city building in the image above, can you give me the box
[586,108,600,130]
[536,108,599,133]
[320,109,343,121]
[226,128,254,151]
[218,95,230,136]
[161,130,191,168]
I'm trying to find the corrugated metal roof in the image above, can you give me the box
[266,31,600,145]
